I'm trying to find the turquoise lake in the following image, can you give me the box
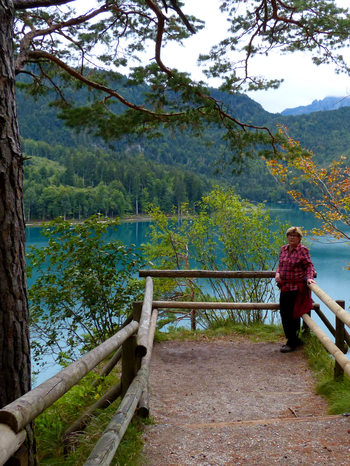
[26,209,349,385]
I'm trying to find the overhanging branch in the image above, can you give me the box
[14,0,75,11]
[26,50,185,120]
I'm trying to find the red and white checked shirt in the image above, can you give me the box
[276,243,315,292]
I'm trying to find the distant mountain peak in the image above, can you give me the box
[281,96,350,116]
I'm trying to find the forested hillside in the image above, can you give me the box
[22,140,210,221]
[18,80,350,220]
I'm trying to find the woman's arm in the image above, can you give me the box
[301,246,316,282]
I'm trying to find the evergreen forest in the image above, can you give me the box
[18,79,350,221]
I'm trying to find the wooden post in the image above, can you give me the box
[190,309,196,331]
[119,302,143,398]
[334,300,346,380]
[133,301,142,322]
[121,335,140,398]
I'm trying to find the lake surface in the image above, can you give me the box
[26,209,349,385]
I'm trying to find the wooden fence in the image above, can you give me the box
[0,270,349,465]
[140,270,350,379]
[0,277,156,466]
[305,283,350,379]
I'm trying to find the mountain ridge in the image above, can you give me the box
[281,96,350,116]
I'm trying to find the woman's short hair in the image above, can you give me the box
[286,226,302,237]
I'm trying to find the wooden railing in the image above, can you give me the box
[139,269,350,380]
[0,269,349,465]
[0,276,156,466]
[304,283,350,379]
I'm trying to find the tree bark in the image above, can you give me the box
[0,0,35,462]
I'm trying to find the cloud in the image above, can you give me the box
[247,52,350,113]
[165,0,350,113]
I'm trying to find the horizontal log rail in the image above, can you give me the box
[0,320,139,434]
[313,304,350,347]
[84,310,158,465]
[84,367,148,466]
[0,320,140,465]
[303,314,350,378]
[307,282,350,379]
[150,301,280,310]
[139,269,276,278]
[0,425,26,466]
[64,383,122,449]
[309,283,350,328]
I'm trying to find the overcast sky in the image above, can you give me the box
[162,0,350,114]
[80,0,350,114]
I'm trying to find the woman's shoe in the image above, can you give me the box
[280,344,295,353]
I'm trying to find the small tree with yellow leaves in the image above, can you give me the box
[266,127,350,242]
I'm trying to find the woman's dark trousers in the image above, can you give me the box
[280,290,301,348]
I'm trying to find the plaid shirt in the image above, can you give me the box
[276,243,315,292]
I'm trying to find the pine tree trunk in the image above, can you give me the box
[0,1,35,463]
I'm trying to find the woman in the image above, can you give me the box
[275,226,316,353]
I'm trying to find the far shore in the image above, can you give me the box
[25,214,153,227]
[25,204,298,227]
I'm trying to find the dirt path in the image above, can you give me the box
[141,338,350,465]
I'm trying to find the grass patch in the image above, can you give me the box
[303,332,350,414]
[34,366,148,465]
[156,321,284,343]
[60,408,149,466]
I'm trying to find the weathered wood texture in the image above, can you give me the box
[138,309,158,418]
[151,301,280,310]
[314,304,350,346]
[303,314,350,378]
[84,367,148,466]
[335,301,346,379]
[157,301,322,314]
[121,335,140,398]
[139,270,275,278]
[136,276,153,356]
[64,382,122,448]
[92,348,122,388]
[0,321,139,433]
[0,424,26,465]
[309,283,350,327]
